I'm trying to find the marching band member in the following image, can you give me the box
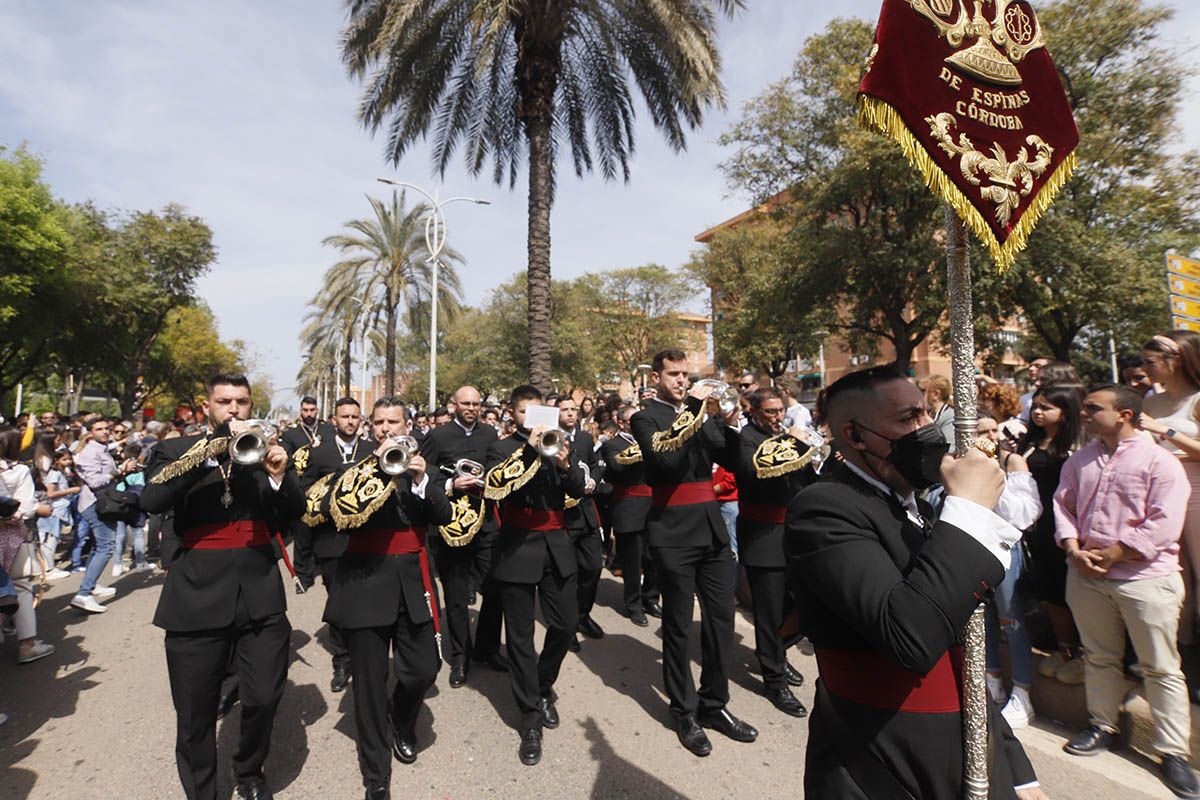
[308,396,452,800]
[141,373,303,800]
[483,385,586,766]
[279,395,335,590]
[558,397,606,645]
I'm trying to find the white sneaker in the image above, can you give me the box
[1001,685,1035,730]
[111,563,125,577]
[71,594,108,614]
[133,562,154,573]
[45,568,72,581]
[91,586,116,600]
[986,673,1007,704]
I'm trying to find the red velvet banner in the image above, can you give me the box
[858,0,1079,268]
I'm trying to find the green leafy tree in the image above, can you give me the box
[148,304,244,417]
[340,0,740,391]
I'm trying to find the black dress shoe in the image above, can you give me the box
[675,714,712,757]
[644,601,664,618]
[234,777,272,800]
[217,686,240,720]
[698,709,758,743]
[1063,725,1122,756]
[330,665,350,693]
[365,784,389,800]
[468,590,477,606]
[568,636,581,653]
[578,615,605,639]
[392,734,417,764]
[474,651,510,672]
[765,686,807,718]
[519,727,542,766]
[538,695,559,729]
[449,662,467,688]
[783,661,805,687]
[1163,755,1200,797]
[629,610,648,627]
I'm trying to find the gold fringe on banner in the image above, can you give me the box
[615,443,643,465]
[857,95,1077,271]
[483,445,540,501]
[439,493,486,547]
[301,472,336,526]
[149,436,229,484]
[651,404,706,453]
[753,434,817,480]
[330,458,397,531]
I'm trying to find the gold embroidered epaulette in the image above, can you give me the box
[148,436,229,484]
[651,397,706,453]
[301,472,336,526]
[291,444,312,474]
[329,457,396,530]
[483,444,540,500]
[753,434,816,480]
[615,443,643,465]
[439,493,486,547]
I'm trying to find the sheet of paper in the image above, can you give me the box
[523,404,560,431]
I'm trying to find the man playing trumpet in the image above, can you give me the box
[483,385,587,766]
[308,397,453,800]
[141,373,303,800]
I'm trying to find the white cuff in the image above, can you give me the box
[940,496,1022,568]
[1014,781,1040,791]
[268,475,282,492]
[411,473,429,499]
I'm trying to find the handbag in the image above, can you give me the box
[94,481,141,524]
[8,520,45,581]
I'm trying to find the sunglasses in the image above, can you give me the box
[738,382,754,389]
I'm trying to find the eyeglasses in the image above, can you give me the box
[738,383,754,389]
[759,407,786,416]
[457,401,481,407]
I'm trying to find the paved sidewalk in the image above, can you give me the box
[0,566,1182,799]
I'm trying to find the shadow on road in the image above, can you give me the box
[580,716,690,799]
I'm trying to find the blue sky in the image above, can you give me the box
[2,1,1198,409]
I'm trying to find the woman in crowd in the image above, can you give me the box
[979,381,1027,445]
[1018,383,1086,684]
[1137,330,1200,701]
[0,428,55,664]
[921,374,956,452]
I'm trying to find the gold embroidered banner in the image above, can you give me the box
[858,0,1078,268]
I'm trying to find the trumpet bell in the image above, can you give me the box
[229,420,276,466]
[536,429,565,459]
[378,436,418,476]
[454,459,485,480]
[695,379,741,416]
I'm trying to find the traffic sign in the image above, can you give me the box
[1170,295,1200,320]
[1169,274,1200,301]
[1174,316,1200,333]
[1168,253,1200,281]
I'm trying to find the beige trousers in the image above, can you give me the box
[1066,569,1192,756]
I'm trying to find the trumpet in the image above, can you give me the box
[229,420,277,466]
[693,379,741,416]
[378,436,419,476]
[453,459,485,481]
[534,428,567,459]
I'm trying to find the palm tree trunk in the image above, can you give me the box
[343,333,353,398]
[525,112,554,392]
[385,291,398,397]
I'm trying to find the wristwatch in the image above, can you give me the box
[1166,428,1178,439]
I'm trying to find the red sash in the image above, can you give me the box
[501,506,566,531]
[181,521,272,550]
[816,647,962,713]
[611,484,652,501]
[738,501,787,524]
[651,481,716,507]
[345,527,441,639]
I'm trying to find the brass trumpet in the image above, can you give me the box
[693,379,741,415]
[535,428,567,459]
[378,436,420,476]
[229,420,276,466]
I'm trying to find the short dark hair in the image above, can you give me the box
[652,349,687,373]
[433,406,450,417]
[510,384,543,407]
[823,366,909,410]
[334,396,360,410]
[207,373,251,395]
[748,386,784,409]
[300,395,318,406]
[1089,382,1144,419]
[371,396,410,421]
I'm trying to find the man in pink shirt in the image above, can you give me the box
[1054,383,1197,797]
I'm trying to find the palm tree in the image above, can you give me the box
[340,0,740,390]
[320,191,463,395]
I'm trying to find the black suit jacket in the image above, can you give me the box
[142,432,305,632]
[485,433,586,584]
[300,435,372,561]
[421,420,499,539]
[322,468,453,630]
[563,426,601,534]
[630,396,738,549]
[786,462,1034,799]
[733,422,815,568]
[279,421,335,456]
[599,433,651,535]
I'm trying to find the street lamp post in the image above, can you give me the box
[813,330,831,389]
[378,178,489,412]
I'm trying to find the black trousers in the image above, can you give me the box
[345,615,439,789]
[498,560,579,730]
[431,534,503,667]
[292,521,315,586]
[615,528,659,614]
[571,529,604,618]
[163,599,290,800]
[651,540,736,718]
[744,565,788,690]
[318,557,349,671]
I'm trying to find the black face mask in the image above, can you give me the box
[854,421,950,491]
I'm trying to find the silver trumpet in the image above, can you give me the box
[229,420,277,466]
[378,436,420,476]
[453,459,485,481]
[535,428,567,459]
[693,379,741,415]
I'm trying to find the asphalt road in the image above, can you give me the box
[0,565,1184,799]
